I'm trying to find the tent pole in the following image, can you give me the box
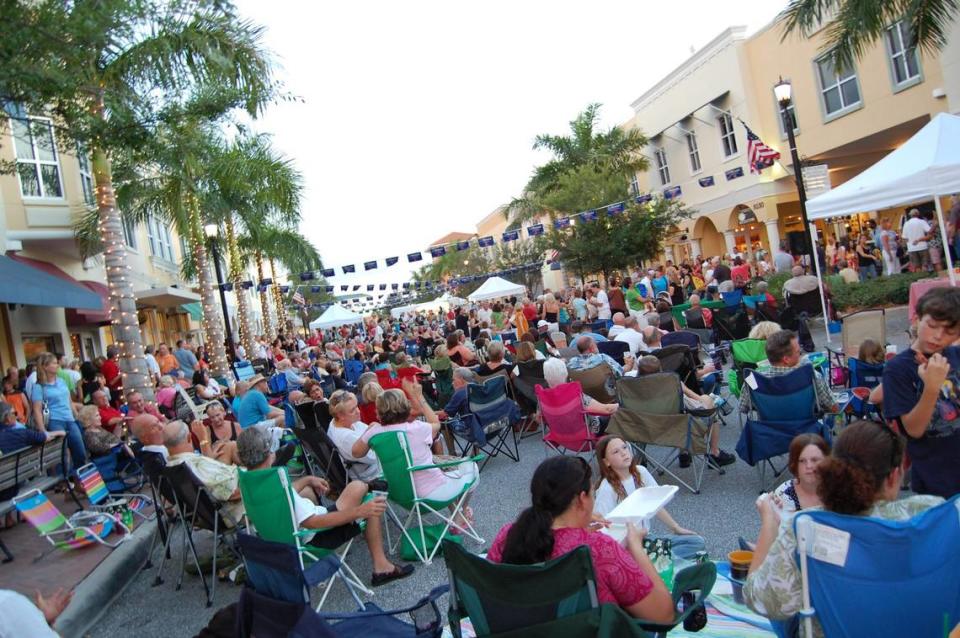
[935,196,957,286]
[809,222,832,344]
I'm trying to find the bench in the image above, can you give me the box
[0,437,76,562]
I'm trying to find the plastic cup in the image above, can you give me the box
[728,550,753,582]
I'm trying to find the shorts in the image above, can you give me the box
[421,461,478,502]
[306,504,363,550]
[909,249,930,270]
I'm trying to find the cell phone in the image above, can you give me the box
[371,490,388,500]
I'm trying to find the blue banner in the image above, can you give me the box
[241,280,254,289]
[352,285,360,291]
[429,246,446,258]
[425,281,433,288]
[663,185,682,200]
[259,278,272,286]
[415,282,422,289]
[579,210,598,223]
[391,284,398,290]
[299,271,316,281]
[364,260,377,271]
[341,264,355,274]
[325,286,334,293]
[321,268,335,278]
[635,194,653,205]
[340,285,348,291]
[527,223,544,237]
[725,166,744,181]
[403,283,410,289]
[606,202,625,216]
[219,283,234,292]
[280,285,290,293]
[554,217,571,229]
[478,236,495,247]
[379,284,387,290]
[385,256,399,267]
[407,252,422,262]
[367,284,374,291]
[502,230,520,242]
[310,286,321,293]
[698,176,715,187]
[456,240,471,251]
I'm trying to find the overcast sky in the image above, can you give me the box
[235,0,787,288]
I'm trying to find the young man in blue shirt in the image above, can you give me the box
[237,375,284,429]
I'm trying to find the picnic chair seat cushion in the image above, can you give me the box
[14,490,116,549]
[608,374,708,454]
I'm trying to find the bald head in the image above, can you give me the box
[612,312,625,326]
[130,413,164,445]
[624,315,639,330]
[163,420,192,454]
[577,336,595,355]
[641,326,661,347]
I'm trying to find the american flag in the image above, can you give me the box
[744,123,780,174]
[292,290,305,305]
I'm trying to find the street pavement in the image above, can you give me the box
[93,306,913,637]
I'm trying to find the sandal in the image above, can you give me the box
[371,563,414,587]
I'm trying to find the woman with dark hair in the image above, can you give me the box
[771,434,830,515]
[487,456,674,623]
[744,421,943,635]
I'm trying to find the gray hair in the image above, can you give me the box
[543,357,569,388]
[375,389,410,425]
[163,420,189,447]
[453,367,476,384]
[486,340,505,362]
[0,402,13,422]
[237,426,274,469]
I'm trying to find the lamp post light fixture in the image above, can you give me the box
[203,222,237,367]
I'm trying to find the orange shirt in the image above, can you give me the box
[4,393,28,423]
[158,354,179,375]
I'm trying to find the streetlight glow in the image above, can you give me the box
[773,76,792,106]
[204,223,218,238]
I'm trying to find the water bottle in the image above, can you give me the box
[122,507,134,530]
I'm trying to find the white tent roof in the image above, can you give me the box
[309,304,364,330]
[467,276,526,302]
[807,113,960,220]
[439,292,467,306]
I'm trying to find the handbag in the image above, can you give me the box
[28,383,50,430]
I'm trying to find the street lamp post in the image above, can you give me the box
[204,223,237,365]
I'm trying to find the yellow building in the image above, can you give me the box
[625,18,960,264]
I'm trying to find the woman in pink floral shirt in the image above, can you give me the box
[487,456,674,624]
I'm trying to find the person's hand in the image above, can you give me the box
[45,430,66,440]
[588,512,610,531]
[756,493,781,527]
[313,477,330,494]
[356,496,387,519]
[401,378,423,399]
[625,522,648,549]
[189,420,208,443]
[919,353,950,390]
[35,588,72,625]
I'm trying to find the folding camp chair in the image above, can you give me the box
[163,463,243,607]
[173,385,216,422]
[268,373,289,398]
[653,344,702,393]
[77,462,153,529]
[13,489,123,558]
[90,444,145,493]
[727,338,767,400]
[568,363,617,404]
[293,421,353,495]
[512,359,546,428]
[712,305,752,342]
[846,358,884,420]
[536,382,600,460]
[443,540,650,638]
[234,361,256,383]
[237,468,372,610]
[794,496,960,638]
[141,451,179,587]
[344,360,366,386]
[367,430,483,565]
[447,376,521,471]
[597,340,629,365]
[608,373,719,494]
[735,366,833,492]
[826,307,887,385]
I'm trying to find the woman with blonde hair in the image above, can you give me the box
[359,382,383,425]
[77,404,125,458]
[30,352,86,470]
[748,321,782,340]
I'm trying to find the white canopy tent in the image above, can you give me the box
[467,276,526,302]
[439,292,467,307]
[807,112,960,287]
[309,304,364,330]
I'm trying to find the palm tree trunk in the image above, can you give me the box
[269,258,286,335]
[187,201,229,378]
[91,145,153,399]
[255,252,274,336]
[225,216,254,359]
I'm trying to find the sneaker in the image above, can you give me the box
[708,450,736,468]
[678,451,692,468]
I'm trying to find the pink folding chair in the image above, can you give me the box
[536,382,599,459]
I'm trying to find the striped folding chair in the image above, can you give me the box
[13,489,124,557]
[77,463,154,529]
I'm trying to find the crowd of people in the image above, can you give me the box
[4,236,960,637]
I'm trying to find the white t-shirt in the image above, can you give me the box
[607,325,625,338]
[0,590,59,638]
[614,328,644,355]
[477,308,492,325]
[144,353,161,376]
[291,489,329,543]
[594,466,659,529]
[902,217,931,252]
[326,420,380,481]
[595,291,611,320]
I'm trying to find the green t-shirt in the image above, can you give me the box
[625,287,645,312]
[57,369,75,392]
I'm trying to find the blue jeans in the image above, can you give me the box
[656,533,707,560]
[48,418,87,473]
[859,263,877,281]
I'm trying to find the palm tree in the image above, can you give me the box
[503,104,649,225]
[779,0,959,72]
[5,1,275,396]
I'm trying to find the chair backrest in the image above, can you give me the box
[720,289,743,309]
[467,376,519,430]
[268,373,288,395]
[375,368,395,386]
[596,341,629,365]
[343,359,365,386]
[794,497,960,638]
[294,401,320,430]
[516,359,545,381]
[731,338,767,367]
[660,330,699,351]
[444,540,599,636]
[163,462,232,531]
[785,288,823,316]
[293,426,349,494]
[367,430,419,509]
[608,374,699,452]
[535,383,591,447]
[77,463,112,506]
[236,585,338,638]
[841,308,886,354]
[746,366,817,423]
[682,307,707,329]
[13,489,68,536]
[653,344,691,376]
[236,467,301,547]
[848,357,884,391]
[237,532,339,607]
[567,363,616,404]
[234,362,256,382]
[317,374,336,397]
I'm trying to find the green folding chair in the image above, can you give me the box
[237,466,373,609]
[443,540,651,638]
[640,562,717,638]
[728,337,768,400]
[367,430,483,565]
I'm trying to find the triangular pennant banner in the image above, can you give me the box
[478,236,494,247]
[456,240,470,251]
[606,202,625,215]
[299,271,316,281]
[321,268,335,278]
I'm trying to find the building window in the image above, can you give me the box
[122,219,137,249]
[654,148,670,185]
[146,215,175,262]
[718,112,738,157]
[776,96,799,136]
[686,132,701,173]
[10,112,63,199]
[886,21,921,88]
[179,235,189,263]
[76,144,95,206]
[817,55,861,116]
[629,173,640,196]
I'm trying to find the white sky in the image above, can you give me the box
[235,0,787,290]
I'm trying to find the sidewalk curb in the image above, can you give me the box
[54,521,155,638]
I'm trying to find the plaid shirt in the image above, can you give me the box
[739,364,836,415]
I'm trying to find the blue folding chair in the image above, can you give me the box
[268,373,288,398]
[91,445,144,492]
[794,496,960,638]
[720,289,744,310]
[735,366,832,491]
[449,375,521,471]
[344,360,365,386]
[234,361,256,382]
[847,358,884,420]
[596,340,629,365]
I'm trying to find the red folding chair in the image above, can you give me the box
[536,382,598,460]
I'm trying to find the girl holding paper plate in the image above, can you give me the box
[594,435,706,559]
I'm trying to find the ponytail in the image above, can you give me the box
[501,507,555,564]
[817,420,903,515]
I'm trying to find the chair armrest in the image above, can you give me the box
[638,562,717,632]
[409,454,485,471]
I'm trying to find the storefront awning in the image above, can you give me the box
[0,254,103,310]
[180,303,202,321]
[134,286,201,308]
[66,281,112,326]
